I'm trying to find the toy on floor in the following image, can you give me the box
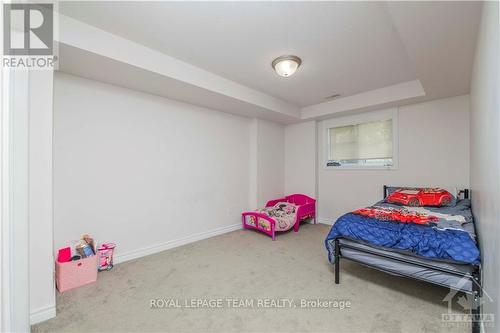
[98,243,116,271]
[242,194,316,240]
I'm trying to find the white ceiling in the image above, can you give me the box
[58,1,482,113]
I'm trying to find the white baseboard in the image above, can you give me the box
[318,218,335,225]
[30,305,56,325]
[114,223,242,265]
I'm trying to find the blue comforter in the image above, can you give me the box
[325,199,480,265]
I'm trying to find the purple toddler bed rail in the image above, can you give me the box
[242,194,316,240]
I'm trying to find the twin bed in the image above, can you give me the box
[325,186,482,333]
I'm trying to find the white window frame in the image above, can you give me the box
[323,108,399,170]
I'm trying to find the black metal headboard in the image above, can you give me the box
[383,185,469,199]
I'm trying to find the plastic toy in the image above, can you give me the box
[98,243,116,271]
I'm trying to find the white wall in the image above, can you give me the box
[284,121,316,198]
[316,95,470,221]
[469,2,499,329]
[254,119,285,207]
[53,72,255,262]
[29,71,56,324]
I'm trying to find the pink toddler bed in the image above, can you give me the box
[242,194,316,240]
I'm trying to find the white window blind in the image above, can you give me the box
[327,119,393,167]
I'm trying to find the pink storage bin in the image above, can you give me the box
[55,255,98,293]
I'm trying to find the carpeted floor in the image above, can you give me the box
[33,223,469,333]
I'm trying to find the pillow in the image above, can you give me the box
[385,187,457,207]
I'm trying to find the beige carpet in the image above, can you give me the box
[33,223,469,333]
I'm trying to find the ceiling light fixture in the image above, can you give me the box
[271,55,302,77]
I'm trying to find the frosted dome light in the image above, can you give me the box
[272,55,302,77]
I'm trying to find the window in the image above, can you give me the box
[324,109,398,169]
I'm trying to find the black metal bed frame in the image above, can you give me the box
[333,186,482,333]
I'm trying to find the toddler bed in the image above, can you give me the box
[324,186,482,333]
[242,194,316,240]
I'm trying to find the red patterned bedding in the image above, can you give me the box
[353,207,439,225]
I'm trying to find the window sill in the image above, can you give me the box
[324,166,398,171]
